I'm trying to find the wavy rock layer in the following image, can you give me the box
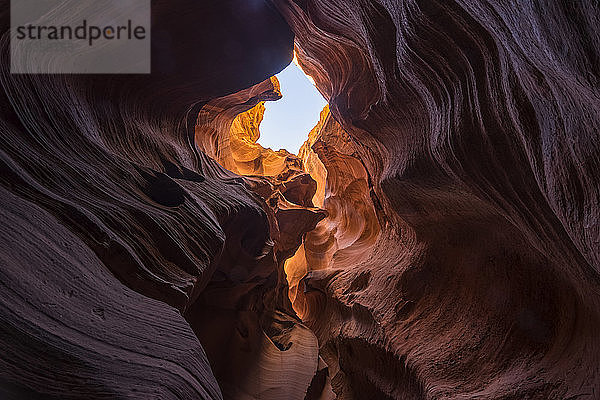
[1,0,599,399]
[272,0,600,399]
[193,75,328,399]
[285,106,381,318]
[0,1,316,399]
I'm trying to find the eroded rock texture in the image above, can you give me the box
[1,0,599,399]
[0,1,324,399]
[193,74,328,399]
[272,0,600,399]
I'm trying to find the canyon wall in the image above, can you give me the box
[1,0,599,399]
[272,0,600,398]
[0,1,325,399]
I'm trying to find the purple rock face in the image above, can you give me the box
[1,0,599,399]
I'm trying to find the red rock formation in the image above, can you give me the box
[0,1,313,399]
[271,0,600,398]
[1,0,599,399]
[285,105,381,319]
[193,74,328,399]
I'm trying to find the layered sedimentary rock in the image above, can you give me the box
[0,1,324,398]
[271,0,600,398]
[1,0,599,399]
[285,105,381,318]
[193,74,328,399]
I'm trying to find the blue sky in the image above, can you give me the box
[258,62,327,154]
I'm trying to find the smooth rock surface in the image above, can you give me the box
[273,0,600,398]
[1,0,599,399]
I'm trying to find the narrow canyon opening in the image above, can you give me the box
[191,45,385,398]
[258,56,327,155]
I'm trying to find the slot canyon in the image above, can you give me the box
[1,0,599,399]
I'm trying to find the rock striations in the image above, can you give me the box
[273,0,600,399]
[193,74,327,399]
[1,0,599,399]
[0,1,321,399]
